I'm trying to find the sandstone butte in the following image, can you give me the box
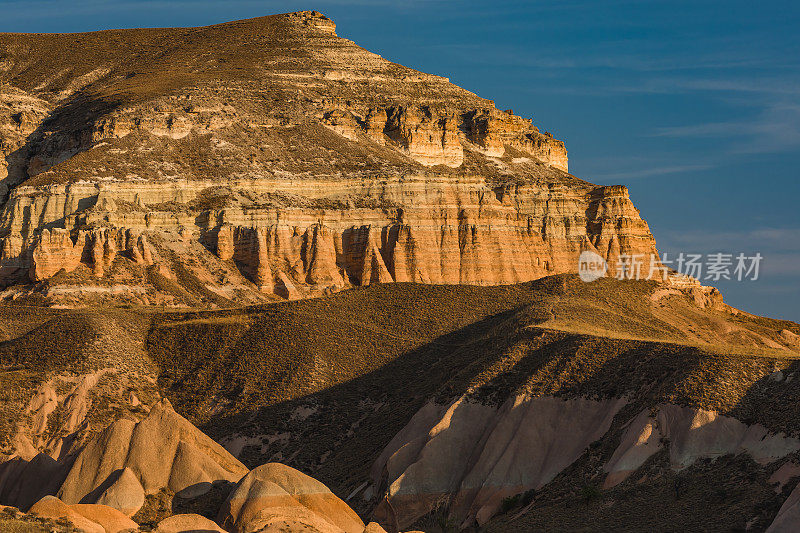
[0,10,685,308]
[3,9,800,533]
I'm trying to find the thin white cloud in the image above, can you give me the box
[652,102,800,154]
[609,77,800,97]
[661,228,800,253]
[653,121,741,138]
[657,228,800,281]
[591,164,714,181]
[425,41,795,74]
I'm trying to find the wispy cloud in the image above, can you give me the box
[591,164,714,181]
[652,102,800,154]
[662,227,800,252]
[657,228,800,279]
[425,41,797,75]
[607,76,800,97]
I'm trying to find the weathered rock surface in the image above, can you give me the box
[371,394,800,530]
[0,175,660,304]
[28,495,138,533]
[0,453,67,512]
[603,404,800,488]
[0,87,51,199]
[2,9,795,533]
[767,482,800,532]
[25,226,153,281]
[89,467,146,517]
[70,502,140,533]
[218,463,364,533]
[0,367,156,511]
[154,513,226,533]
[0,11,665,305]
[372,395,626,529]
[1,395,248,527]
[58,399,248,504]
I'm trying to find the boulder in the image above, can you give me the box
[28,496,104,533]
[155,513,226,532]
[70,503,139,533]
[218,463,364,533]
[235,504,348,533]
[88,467,146,516]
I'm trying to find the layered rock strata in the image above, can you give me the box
[0,10,661,303]
[0,176,660,299]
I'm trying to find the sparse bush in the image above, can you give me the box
[520,488,536,507]
[436,513,458,533]
[500,493,522,513]
[581,483,601,504]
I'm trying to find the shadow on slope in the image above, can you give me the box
[146,276,800,509]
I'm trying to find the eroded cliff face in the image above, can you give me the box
[0,87,51,202]
[371,396,800,530]
[0,175,659,303]
[0,10,658,305]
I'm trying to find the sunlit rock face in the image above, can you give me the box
[372,396,800,530]
[0,10,659,304]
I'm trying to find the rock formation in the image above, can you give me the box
[768,483,800,532]
[0,8,796,533]
[27,496,138,533]
[58,399,248,505]
[603,405,800,489]
[0,10,666,306]
[0,273,798,531]
[373,395,800,530]
[2,382,380,532]
[154,513,227,532]
[371,396,626,529]
[0,396,246,519]
[218,463,365,533]
[88,467,146,517]
[7,464,395,533]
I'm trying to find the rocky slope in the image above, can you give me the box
[0,11,661,306]
[0,277,799,531]
[1,9,798,533]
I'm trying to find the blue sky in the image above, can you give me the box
[1,0,798,321]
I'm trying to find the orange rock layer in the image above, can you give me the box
[0,179,660,297]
